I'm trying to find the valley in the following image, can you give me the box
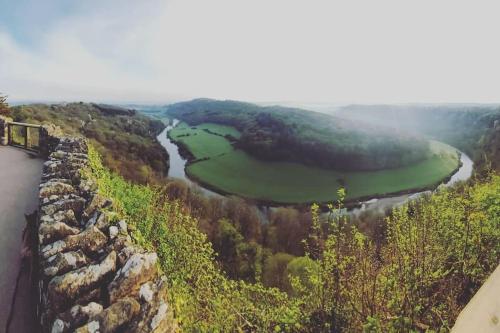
[161,99,462,204]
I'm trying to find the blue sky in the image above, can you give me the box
[1,0,500,104]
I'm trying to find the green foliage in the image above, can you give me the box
[294,175,500,332]
[10,103,168,184]
[262,252,296,290]
[84,125,498,332]
[166,98,431,171]
[86,145,304,332]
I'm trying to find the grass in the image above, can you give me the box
[171,123,460,204]
[170,123,240,159]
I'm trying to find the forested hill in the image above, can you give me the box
[165,98,431,171]
[335,104,500,171]
[10,102,168,183]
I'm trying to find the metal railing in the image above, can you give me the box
[7,122,42,152]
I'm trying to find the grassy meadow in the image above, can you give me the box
[170,122,460,203]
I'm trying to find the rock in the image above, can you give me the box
[130,278,177,333]
[41,178,72,185]
[50,150,88,161]
[78,179,97,198]
[116,245,143,267]
[43,251,88,278]
[74,297,140,333]
[43,159,86,178]
[56,138,88,154]
[48,251,116,313]
[118,220,128,233]
[40,210,79,228]
[39,221,80,245]
[39,182,75,198]
[98,211,118,230]
[41,196,86,217]
[75,288,101,306]
[108,253,158,303]
[86,210,117,231]
[41,226,108,259]
[84,211,100,229]
[39,181,75,198]
[51,302,103,333]
[109,226,119,239]
[83,194,112,220]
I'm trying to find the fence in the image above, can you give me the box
[7,122,42,152]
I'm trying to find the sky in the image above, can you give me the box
[1,0,500,104]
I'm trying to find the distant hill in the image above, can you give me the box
[10,102,168,183]
[335,104,500,171]
[165,99,430,171]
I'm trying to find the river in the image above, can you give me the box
[157,120,221,197]
[157,121,474,215]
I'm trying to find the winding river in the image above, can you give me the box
[157,120,221,197]
[157,121,474,215]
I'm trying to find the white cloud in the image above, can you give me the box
[1,0,500,103]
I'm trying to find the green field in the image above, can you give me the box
[170,122,241,159]
[170,123,460,204]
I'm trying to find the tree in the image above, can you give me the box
[262,252,295,290]
[0,93,9,116]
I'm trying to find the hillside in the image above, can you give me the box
[165,99,431,171]
[87,137,500,332]
[335,104,500,171]
[9,102,168,183]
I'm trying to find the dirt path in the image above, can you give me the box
[0,146,43,332]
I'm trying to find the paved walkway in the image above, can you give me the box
[0,146,43,332]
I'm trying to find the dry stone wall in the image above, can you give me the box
[37,135,176,333]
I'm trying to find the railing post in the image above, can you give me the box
[7,123,11,145]
[0,117,9,146]
[25,126,29,149]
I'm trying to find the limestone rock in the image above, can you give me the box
[86,210,117,231]
[115,244,141,266]
[39,221,80,245]
[130,278,177,333]
[96,211,117,230]
[41,196,86,217]
[83,194,112,220]
[43,250,88,278]
[78,178,97,198]
[48,251,116,313]
[51,302,103,333]
[108,253,158,303]
[109,226,118,239]
[41,226,107,259]
[39,181,75,198]
[50,150,88,161]
[40,209,79,228]
[74,297,140,333]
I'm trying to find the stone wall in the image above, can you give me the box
[37,135,176,332]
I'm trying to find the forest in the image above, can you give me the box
[165,99,431,171]
[86,134,500,332]
[9,103,169,183]
[335,104,500,171]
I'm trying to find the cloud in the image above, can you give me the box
[1,0,500,103]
